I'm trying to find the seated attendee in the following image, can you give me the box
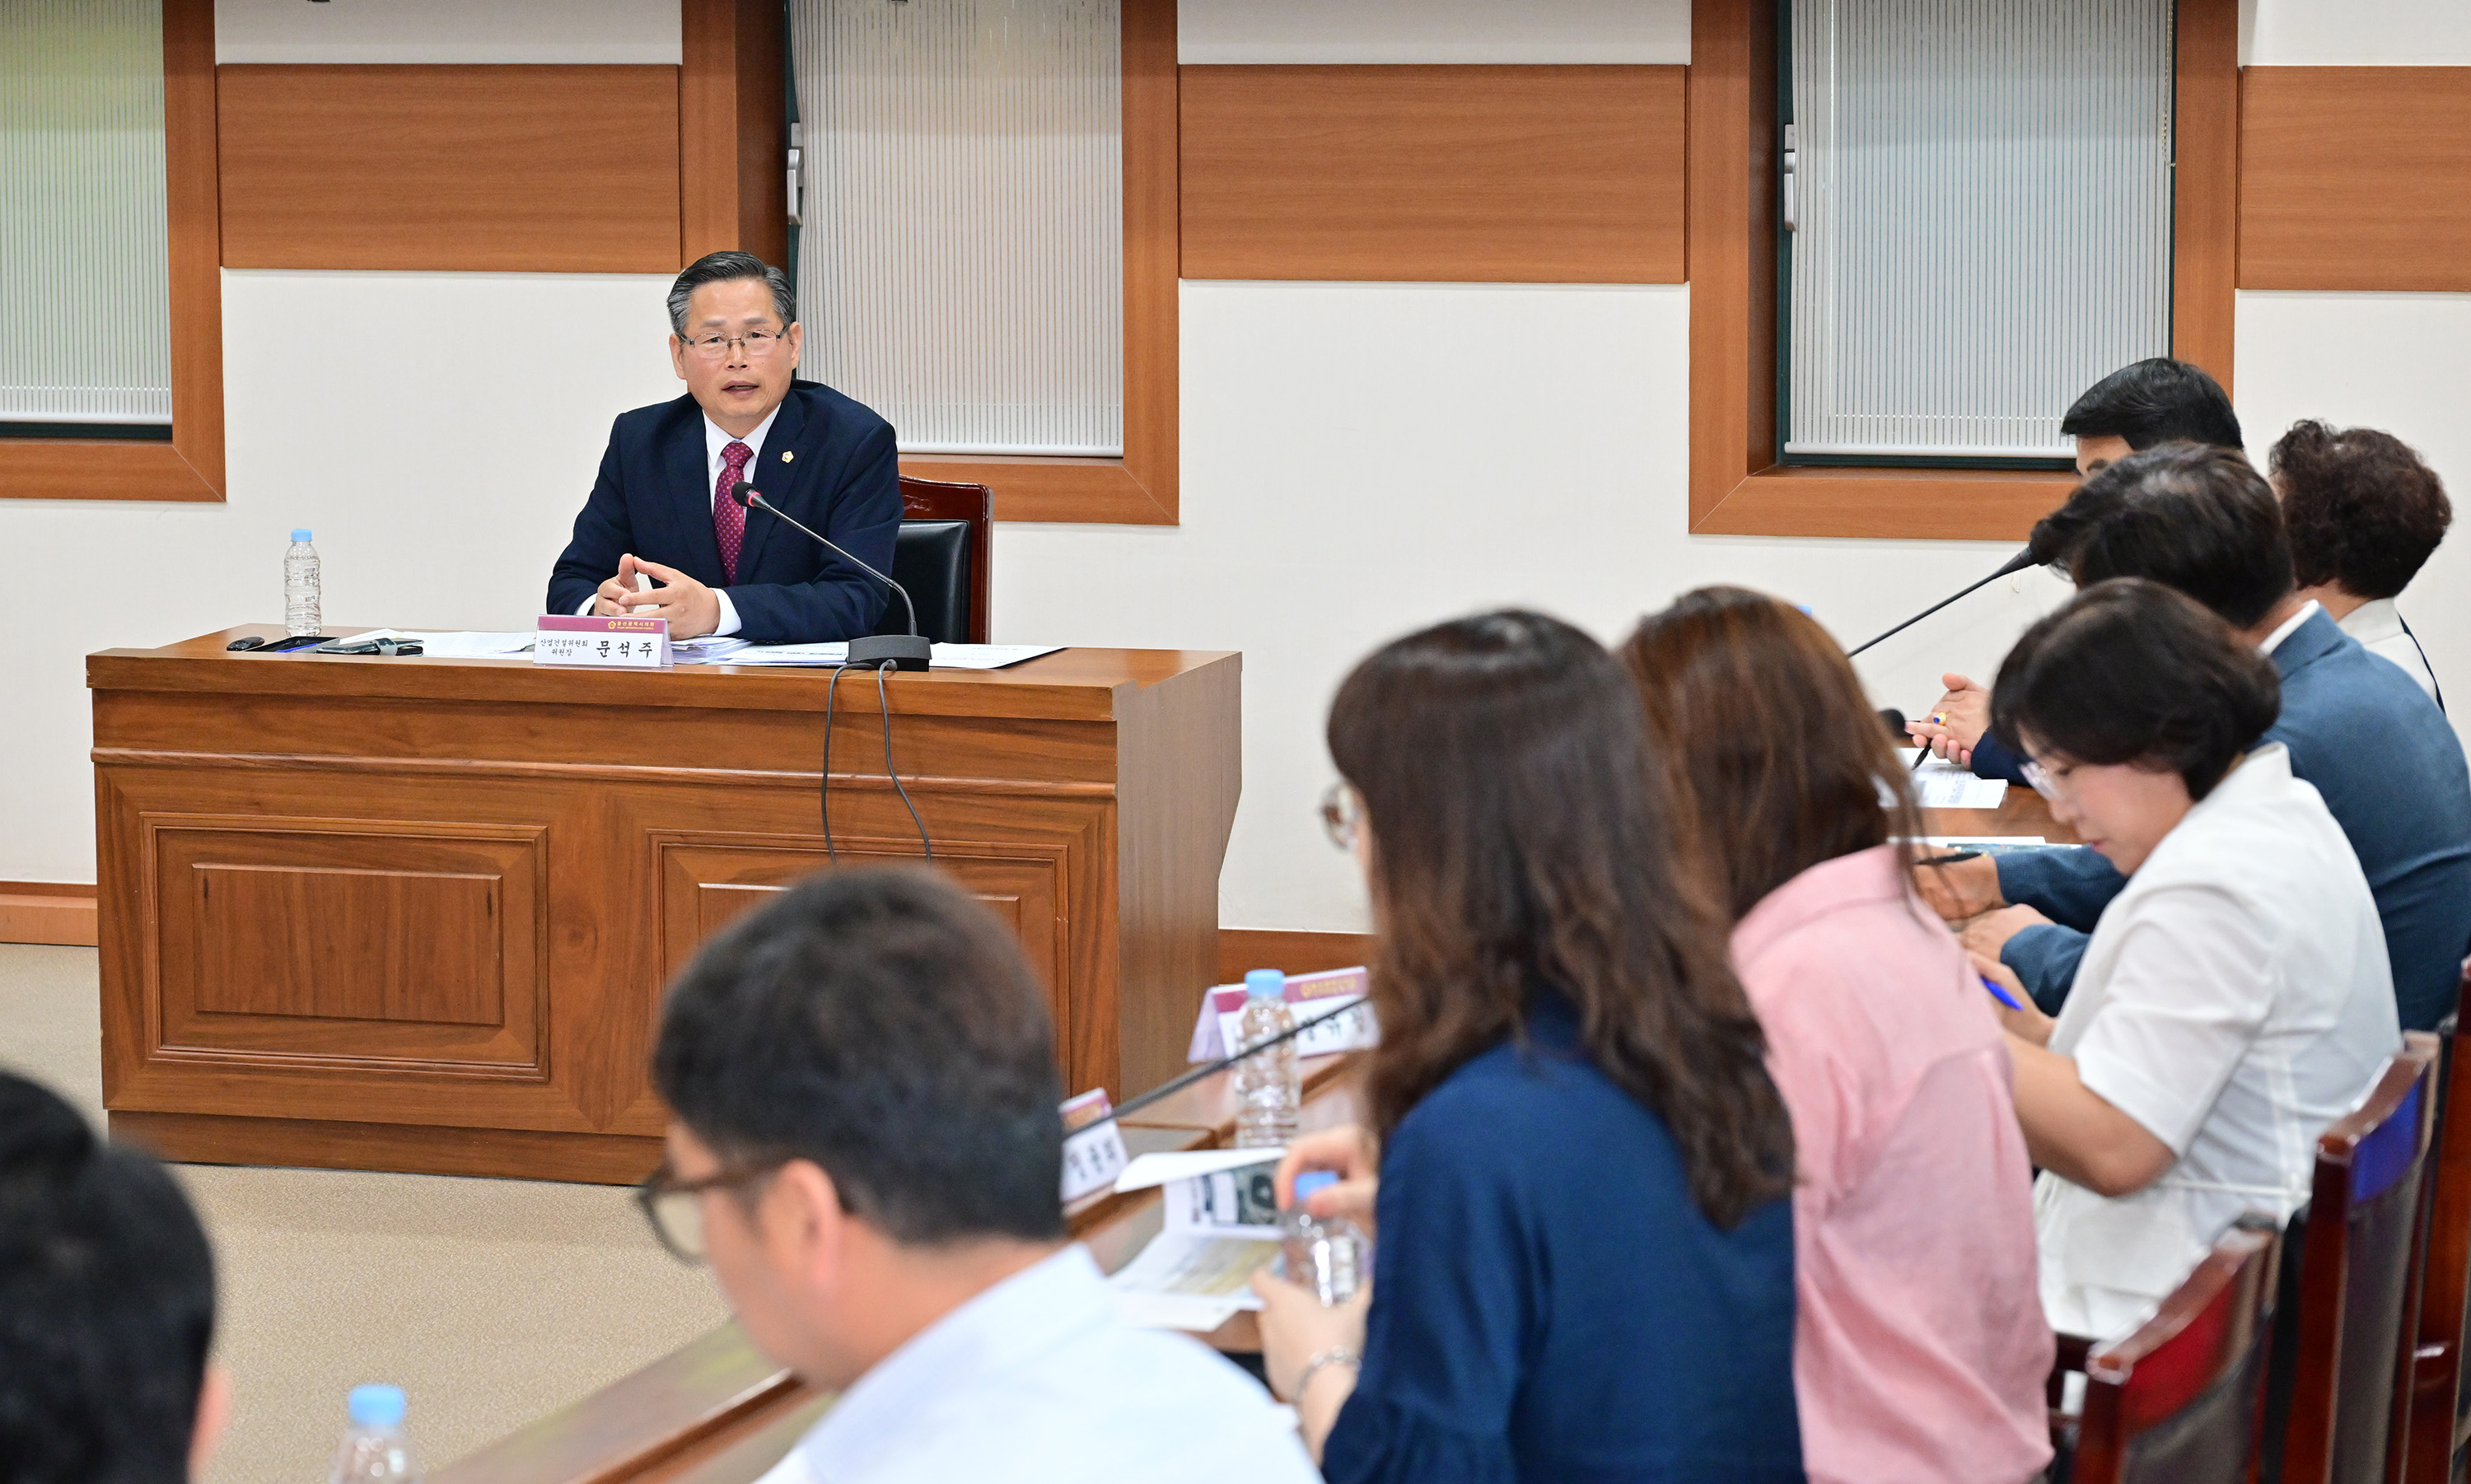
[1252,610,1805,1481]
[1909,357,2244,780]
[2271,418,2452,705]
[0,1071,231,1484]
[1973,579,2399,1339]
[1923,443,2471,1032]
[548,250,901,643]
[1624,586,2052,1484]
[645,867,1315,1484]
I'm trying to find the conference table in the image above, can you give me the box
[431,791,2078,1484]
[87,627,1240,1183]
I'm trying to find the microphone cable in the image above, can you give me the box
[874,659,932,860]
[820,662,855,865]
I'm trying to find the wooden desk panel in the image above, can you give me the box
[91,631,1240,1183]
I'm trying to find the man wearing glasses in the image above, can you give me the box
[548,251,900,643]
[639,868,1317,1484]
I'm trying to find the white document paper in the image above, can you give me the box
[1108,1233,1280,1318]
[1114,1147,1282,1195]
[1111,1290,1245,1333]
[715,642,1063,670]
[399,630,535,658]
[1892,750,2010,809]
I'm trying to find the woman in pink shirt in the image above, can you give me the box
[1624,586,2053,1484]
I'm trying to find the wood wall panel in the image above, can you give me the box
[216,64,683,273]
[680,0,787,267]
[1179,63,1687,284]
[2241,67,2471,292]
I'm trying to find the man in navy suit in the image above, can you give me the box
[1922,443,2471,1031]
[549,251,900,643]
[1908,359,2247,784]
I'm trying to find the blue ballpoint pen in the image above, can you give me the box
[1980,974,2026,1012]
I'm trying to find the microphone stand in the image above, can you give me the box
[731,481,931,670]
[1844,546,2040,658]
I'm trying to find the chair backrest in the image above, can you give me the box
[2072,1221,2282,1484]
[2404,962,2471,1484]
[2278,1036,2443,1484]
[885,476,992,645]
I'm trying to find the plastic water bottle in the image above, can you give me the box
[1233,968,1299,1148]
[285,529,321,637]
[1282,1169,1369,1304]
[328,1384,422,1483]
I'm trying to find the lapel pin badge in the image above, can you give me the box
[782,450,794,462]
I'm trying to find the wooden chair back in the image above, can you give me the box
[2067,1221,2282,1484]
[892,475,992,644]
[2277,1036,2443,1484]
[2400,964,2471,1483]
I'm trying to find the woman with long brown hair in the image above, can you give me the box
[1623,587,2050,1484]
[1252,609,1804,1482]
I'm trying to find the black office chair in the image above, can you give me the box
[879,476,992,645]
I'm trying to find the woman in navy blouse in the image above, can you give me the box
[1253,610,1806,1482]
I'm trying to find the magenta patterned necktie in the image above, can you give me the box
[713,440,754,584]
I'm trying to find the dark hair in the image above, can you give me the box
[2030,442,2296,629]
[667,250,796,334]
[652,869,1067,1246]
[1990,579,2281,800]
[2270,420,2453,599]
[2060,358,2244,451]
[0,1072,216,1484]
[1327,610,1793,1229]
[1623,587,1923,922]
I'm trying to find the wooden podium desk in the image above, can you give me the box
[88,628,1240,1183]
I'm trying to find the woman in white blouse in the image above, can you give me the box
[2271,418,2451,707]
[1974,578,2403,1341]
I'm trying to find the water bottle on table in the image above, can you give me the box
[329,1384,422,1483]
[1282,1169,1369,1304]
[1233,967,1299,1149]
[285,529,321,637]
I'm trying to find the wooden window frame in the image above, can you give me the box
[895,0,1179,525]
[1687,0,2238,541]
[0,0,222,502]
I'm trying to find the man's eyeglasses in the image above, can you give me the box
[1320,782,1363,852]
[680,328,792,361]
[634,1158,784,1263]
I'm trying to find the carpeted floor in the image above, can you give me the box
[0,944,730,1484]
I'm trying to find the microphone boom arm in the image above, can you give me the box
[732,480,930,670]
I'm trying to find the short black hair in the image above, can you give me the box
[666,250,796,334]
[2030,442,2296,629]
[0,1072,217,1484]
[2060,358,2244,451]
[2271,419,2454,599]
[652,868,1067,1246]
[1992,578,2282,801]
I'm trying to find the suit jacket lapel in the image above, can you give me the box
[739,388,822,578]
[666,399,728,585]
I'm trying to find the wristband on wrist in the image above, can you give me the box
[1293,1346,1361,1402]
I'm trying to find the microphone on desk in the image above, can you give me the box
[1844,544,2044,658]
[729,481,932,670]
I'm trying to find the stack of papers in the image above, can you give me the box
[399,631,535,659]
[1107,1149,1287,1332]
[702,642,1063,671]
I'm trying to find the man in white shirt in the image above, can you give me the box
[643,868,1318,1484]
[2268,418,2451,707]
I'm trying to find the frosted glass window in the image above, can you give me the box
[0,0,170,427]
[792,0,1123,457]
[1783,0,2172,461]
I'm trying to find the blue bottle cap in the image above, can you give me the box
[348,1384,406,1429]
[1244,968,1286,1000]
[291,529,312,542]
[1293,1169,1338,1201]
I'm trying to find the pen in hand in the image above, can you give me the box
[1979,974,2026,1012]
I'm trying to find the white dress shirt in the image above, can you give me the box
[2339,597,2441,702]
[753,1245,1318,1484]
[2260,598,2321,656]
[577,406,782,637]
[2034,743,2400,1341]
